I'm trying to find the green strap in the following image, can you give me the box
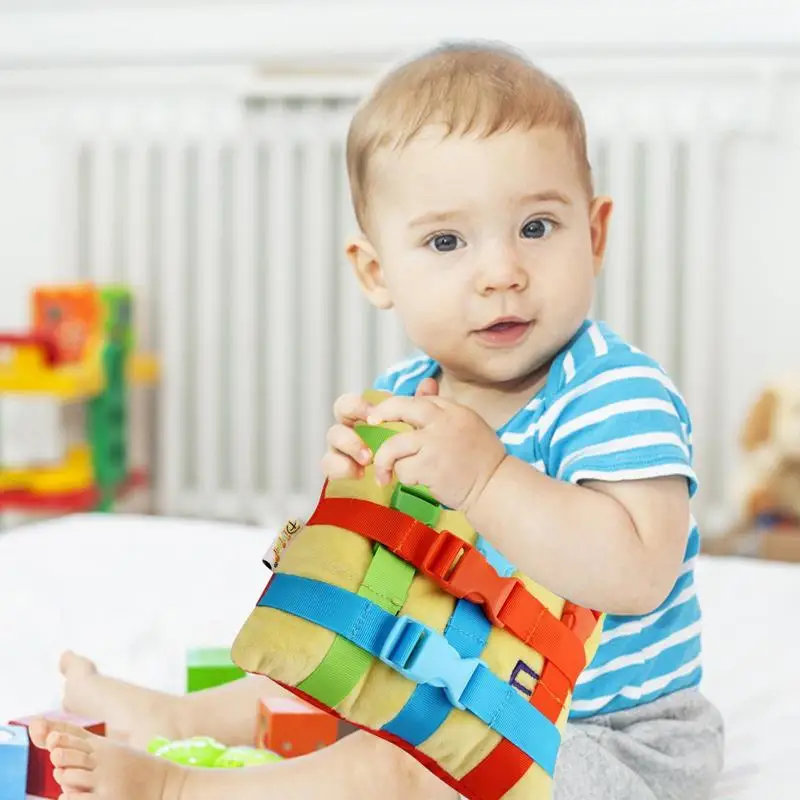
[297,425,440,708]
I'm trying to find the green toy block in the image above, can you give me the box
[87,341,129,511]
[186,647,246,693]
[100,286,135,351]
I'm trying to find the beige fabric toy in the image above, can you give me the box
[739,377,800,523]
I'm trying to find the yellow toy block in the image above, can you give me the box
[0,445,94,494]
[129,354,160,385]
[0,337,104,399]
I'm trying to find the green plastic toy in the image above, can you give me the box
[147,736,282,768]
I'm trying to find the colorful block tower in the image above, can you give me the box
[0,282,158,514]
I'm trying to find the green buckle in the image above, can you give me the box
[391,483,441,527]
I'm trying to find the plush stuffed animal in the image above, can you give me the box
[739,377,800,524]
[232,391,605,800]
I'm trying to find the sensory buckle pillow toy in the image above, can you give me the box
[232,390,604,800]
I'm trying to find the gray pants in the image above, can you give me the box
[554,688,724,800]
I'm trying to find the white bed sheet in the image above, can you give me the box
[0,514,797,799]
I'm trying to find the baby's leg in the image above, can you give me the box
[30,717,455,800]
[554,689,724,800]
[60,650,278,749]
[60,651,183,748]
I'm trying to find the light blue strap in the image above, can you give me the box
[382,535,516,745]
[260,572,560,776]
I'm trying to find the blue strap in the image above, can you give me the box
[382,535,516,746]
[261,573,560,776]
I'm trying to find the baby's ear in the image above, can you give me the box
[741,389,778,451]
[345,237,393,310]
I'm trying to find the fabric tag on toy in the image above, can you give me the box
[263,519,304,571]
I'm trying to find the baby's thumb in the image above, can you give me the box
[415,377,439,397]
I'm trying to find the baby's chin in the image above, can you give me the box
[439,354,553,393]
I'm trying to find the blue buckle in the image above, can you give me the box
[378,616,483,710]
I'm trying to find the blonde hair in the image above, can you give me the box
[346,41,593,231]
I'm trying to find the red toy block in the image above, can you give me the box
[9,710,105,798]
[257,696,338,758]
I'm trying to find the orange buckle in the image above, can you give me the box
[420,530,523,628]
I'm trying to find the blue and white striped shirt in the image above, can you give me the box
[373,319,703,719]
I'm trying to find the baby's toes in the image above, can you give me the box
[47,729,92,752]
[53,765,94,791]
[51,743,96,770]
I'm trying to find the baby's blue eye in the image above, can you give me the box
[521,219,556,239]
[428,233,463,252]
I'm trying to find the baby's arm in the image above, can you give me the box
[466,350,694,616]
[467,465,689,615]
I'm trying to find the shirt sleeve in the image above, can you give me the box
[372,371,394,392]
[371,355,437,396]
[538,350,698,497]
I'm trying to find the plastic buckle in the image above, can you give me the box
[421,529,473,586]
[421,532,522,628]
[378,616,483,710]
[390,483,441,527]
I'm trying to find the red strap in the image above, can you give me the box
[307,495,591,691]
[459,602,601,800]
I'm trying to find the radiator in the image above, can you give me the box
[60,83,737,531]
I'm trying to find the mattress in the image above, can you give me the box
[695,555,799,798]
[0,514,796,798]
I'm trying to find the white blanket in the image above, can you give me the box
[0,514,796,798]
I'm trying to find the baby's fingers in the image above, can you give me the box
[321,450,364,481]
[326,423,373,466]
[333,393,373,426]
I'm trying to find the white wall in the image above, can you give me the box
[0,1,797,530]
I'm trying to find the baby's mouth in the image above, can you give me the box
[475,317,532,345]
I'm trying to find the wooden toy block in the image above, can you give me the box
[257,696,339,758]
[186,647,245,693]
[9,711,105,799]
[0,724,29,800]
[32,284,103,364]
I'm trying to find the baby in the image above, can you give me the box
[31,41,724,800]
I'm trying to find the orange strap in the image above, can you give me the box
[459,601,601,800]
[307,494,591,691]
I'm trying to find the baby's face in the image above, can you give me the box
[353,125,612,389]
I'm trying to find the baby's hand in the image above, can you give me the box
[321,393,374,480]
[366,393,506,512]
[321,379,439,481]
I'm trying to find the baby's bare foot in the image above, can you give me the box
[30,718,185,800]
[60,650,182,749]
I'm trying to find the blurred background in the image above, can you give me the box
[0,0,797,535]
[2,5,800,798]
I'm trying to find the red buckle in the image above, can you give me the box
[420,529,471,587]
[420,531,522,628]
